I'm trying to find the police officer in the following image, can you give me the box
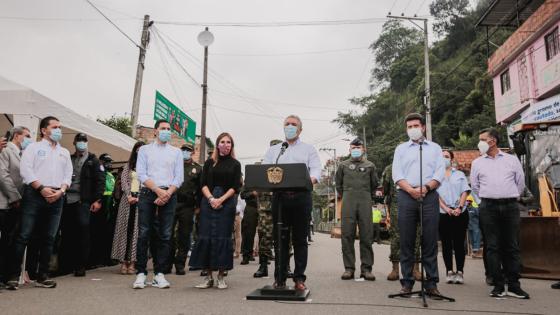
[253,139,282,278]
[335,138,378,281]
[382,164,422,281]
[170,143,201,275]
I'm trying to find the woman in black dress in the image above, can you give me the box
[189,132,241,289]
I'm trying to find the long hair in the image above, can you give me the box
[212,132,235,165]
[129,141,145,169]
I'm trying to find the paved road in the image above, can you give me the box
[2,233,558,315]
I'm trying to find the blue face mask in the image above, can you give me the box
[49,128,62,142]
[159,130,171,143]
[21,137,32,150]
[284,125,298,140]
[444,158,451,168]
[350,148,363,159]
[182,151,192,161]
[76,141,88,152]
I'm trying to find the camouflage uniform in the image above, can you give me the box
[382,165,420,263]
[257,192,274,260]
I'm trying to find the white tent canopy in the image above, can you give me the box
[0,76,136,162]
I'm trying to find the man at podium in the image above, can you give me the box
[263,115,321,291]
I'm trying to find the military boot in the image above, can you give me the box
[387,261,399,281]
[253,257,268,278]
[413,263,422,281]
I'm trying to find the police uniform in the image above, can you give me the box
[170,143,202,274]
[382,164,421,281]
[335,138,378,280]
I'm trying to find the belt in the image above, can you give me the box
[482,198,517,204]
[141,186,169,192]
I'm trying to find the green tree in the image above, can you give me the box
[97,115,132,137]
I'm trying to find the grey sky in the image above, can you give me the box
[0,0,438,166]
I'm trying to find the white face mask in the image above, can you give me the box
[478,141,490,155]
[407,127,423,141]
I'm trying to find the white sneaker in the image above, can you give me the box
[454,271,464,284]
[217,276,228,289]
[195,276,214,289]
[133,273,147,289]
[446,271,455,284]
[152,273,170,289]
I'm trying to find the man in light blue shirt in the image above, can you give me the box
[133,119,184,290]
[263,115,320,292]
[392,113,445,298]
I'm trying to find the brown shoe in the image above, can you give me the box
[400,286,412,297]
[360,271,376,281]
[387,261,399,281]
[340,270,354,280]
[426,287,444,300]
[413,263,422,281]
[294,280,307,291]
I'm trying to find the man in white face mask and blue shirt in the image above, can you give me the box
[263,115,321,291]
[392,113,445,298]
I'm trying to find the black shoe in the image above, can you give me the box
[240,257,250,265]
[0,282,6,290]
[35,275,57,288]
[486,276,495,286]
[74,268,86,277]
[249,257,256,262]
[223,271,228,277]
[490,286,505,297]
[6,279,18,290]
[507,286,530,299]
[200,270,208,277]
[253,265,268,278]
[552,282,560,289]
[308,239,313,242]
[175,268,186,276]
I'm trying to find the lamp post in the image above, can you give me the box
[320,148,338,223]
[197,27,214,163]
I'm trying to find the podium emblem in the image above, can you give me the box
[267,167,284,184]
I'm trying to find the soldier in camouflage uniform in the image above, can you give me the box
[253,139,282,278]
[382,164,422,281]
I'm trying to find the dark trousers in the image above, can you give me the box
[11,186,63,278]
[439,211,469,272]
[479,199,521,288]
[372,223,381,243]
[272,191,311,283]
[135,189,177,275]
[241,205,258,259]
[397,190,440,289]
[0,208,20,282]
[171,203,194,270]
[62,202,91,270]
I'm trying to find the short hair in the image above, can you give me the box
[9,126,30,141]
[284,115,303,129]
[479,128,500,145]
[442,149,454,160]
[404,113,425,125]
[39,116,59,138]
[154,119,170,129]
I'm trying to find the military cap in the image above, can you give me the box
[74,133,88,142]
[181,143,194,151]
[350,138,364,146]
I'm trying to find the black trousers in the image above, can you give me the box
[397,190,440,289]
[479,198,521,288]
[62,202,91,270]
[272,191,311,283]
[439,211,469,272]
[170,203,195,270]
[241,205,258,259]
[0,208,20,282]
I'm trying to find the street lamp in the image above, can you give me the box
[320,147,338,223]
[198,27,214,163]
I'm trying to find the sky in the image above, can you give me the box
[0,0,447,167]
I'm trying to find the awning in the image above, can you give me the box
[476,0,545,28]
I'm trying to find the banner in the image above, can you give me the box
[154,91,196,144]
[521,93,560,123]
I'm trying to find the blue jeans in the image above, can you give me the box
[11,186,63,278]
[135,189,177,275]
[467,206,481,251]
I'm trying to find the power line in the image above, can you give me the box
[155,17,389,28]
[211,46,369,57]
[0,15,136,22]
[402,0,415,14]
[152,31,189,109]
[389,0,399,14]
[414,0,429,15]
[84,0,142,49]
[211,104,333,122]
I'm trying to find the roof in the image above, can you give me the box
[476,0,545,27]
[0,76,137,161]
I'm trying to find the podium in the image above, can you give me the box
[245,163,312,301]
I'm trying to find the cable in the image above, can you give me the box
[273,301,544,315]
[152,31,189,109]
[211,90,343,111]
[212,46,369,57]
[89,1,141,20]
[402,0,415,14]
[389,0,399,14]
[211,104,333,122]
[414,0,429,16]
[84,0,141,49]
[0,15,136,21]
[155,17,389,28]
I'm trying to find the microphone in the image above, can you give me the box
[275,142,289,164]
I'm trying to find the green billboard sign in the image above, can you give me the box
[154,91,196,145]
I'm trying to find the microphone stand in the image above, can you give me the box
[388,139,455,307]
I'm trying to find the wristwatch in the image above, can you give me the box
[424,185,431,192]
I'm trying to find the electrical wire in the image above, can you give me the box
[211,46,369,57]
[414,0,429,16]
[402,0,415,14]
[388,0,399,14]
[211,90,344,111]
[210,104,333,122]
[155,17,389,28]
[152,31,189,109]
[84,0,141,49]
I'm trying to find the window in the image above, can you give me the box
[545,27,559,61]
[500,69,511,95]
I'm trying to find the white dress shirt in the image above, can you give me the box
[136,141,184,188]
[263,138,321,182]
[20,139,72,188]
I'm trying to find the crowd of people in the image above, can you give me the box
[0,112,558,298]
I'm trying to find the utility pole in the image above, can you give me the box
[387,14,432,141]
[130,15,151,139]
[320,148,338,223]
[197,27,214,164]
[362,126,367,158]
